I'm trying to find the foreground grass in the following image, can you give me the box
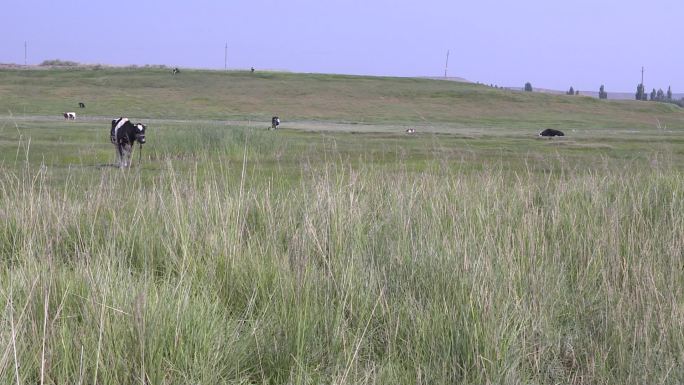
[1,125,683,384]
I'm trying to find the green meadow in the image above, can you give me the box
[0,67,683,384]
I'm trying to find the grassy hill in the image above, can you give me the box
[2,67,684,129]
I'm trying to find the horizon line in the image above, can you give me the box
[1,61,680,97]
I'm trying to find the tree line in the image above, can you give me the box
[523,82,606,98]
[636,84,683,106]
[636,84,673,101]
[522,82,681,106]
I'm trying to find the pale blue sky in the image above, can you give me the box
[2,0,682,92]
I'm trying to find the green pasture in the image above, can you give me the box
[2,67,684,128]
[0,68,683,384]
[1,118,683,186]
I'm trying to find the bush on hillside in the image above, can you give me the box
[39,59,80,67]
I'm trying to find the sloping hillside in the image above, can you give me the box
[1,67,683,129]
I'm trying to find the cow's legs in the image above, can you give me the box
[116,144,133,167]
[123,144,133,167]
[116,144,124,167]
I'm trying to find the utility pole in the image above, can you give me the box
[640,66,645,100]
[224,42,228,71]
[24,41,27,67]
[444,50,449,78]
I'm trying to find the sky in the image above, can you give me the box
[2,0,682,92]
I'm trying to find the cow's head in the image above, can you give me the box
[134,123,146,144]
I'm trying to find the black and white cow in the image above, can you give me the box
[271,116,280,129]
[110,117,147,167]
[63,112,76,120]
[539,128,565,137]
[172,67,180,75]
[78,102,86,108]
[405,128,416,134]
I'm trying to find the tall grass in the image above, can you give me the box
[1,134,683,384]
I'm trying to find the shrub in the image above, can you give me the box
[39,59,80,67]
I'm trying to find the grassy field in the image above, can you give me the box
[1,67,683,384]
[3,66,684,128]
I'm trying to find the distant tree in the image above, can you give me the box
[650,88,657,101]
[567,86,575,95]
[657,88,665,101]
[575,90,580,95]
[667,86,672,100]
[636,83,646,100]
[599,85,608,99]
[524,82,533,92]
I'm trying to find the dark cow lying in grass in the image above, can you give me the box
[110,117,146,168]
[271,116,280,130]
[539,128,564,137]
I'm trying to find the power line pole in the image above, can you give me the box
[224,42,228,71]
[444,50,449,78]
[640,66,645,100]
[24,41,27,67]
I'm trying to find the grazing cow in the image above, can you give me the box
[251,67,255,73]
[271,116,280,130]
[110,117,147,168]
[405,128,416,134]
[172,67,180,75]
[63,112,76,120]
[539,128,565,137]
[78,102,86,108]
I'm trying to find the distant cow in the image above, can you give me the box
[110,117,147,168]
[172,67,180,75]
[405,128,416,134]
[539,128,564,137]
[271,116,280,129]
[63,112,76,120]
[78,102,86,108]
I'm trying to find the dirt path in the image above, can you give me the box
[0,114,477,135]
[3,114,668,138]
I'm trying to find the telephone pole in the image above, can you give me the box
[24,41,27,67]
[640,66,645,100]
[444,50,449,78]
[224,43,228,71]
